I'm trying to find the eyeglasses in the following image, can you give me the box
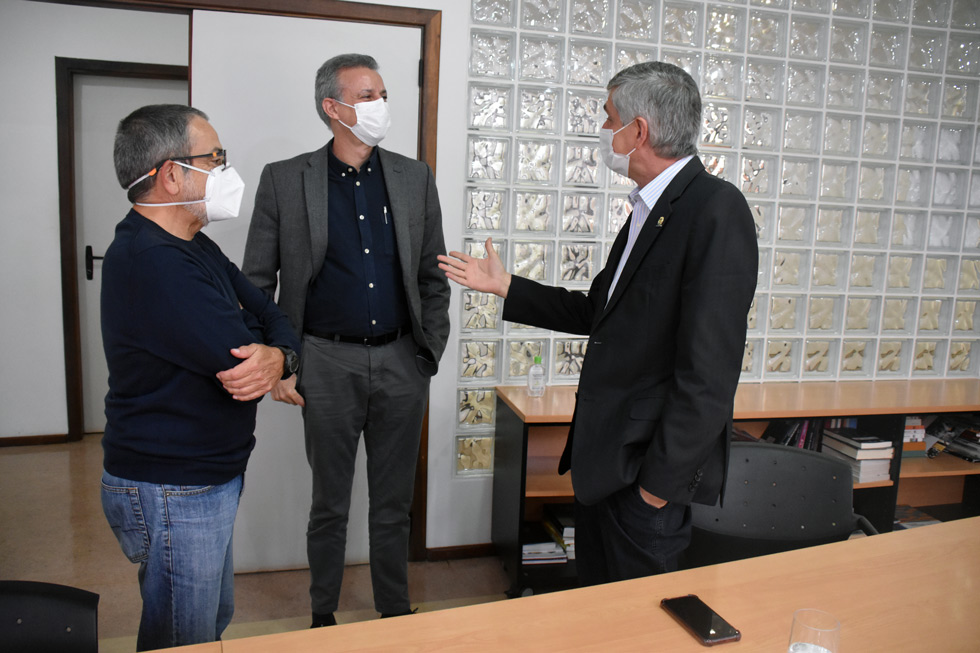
[126,150,228,190]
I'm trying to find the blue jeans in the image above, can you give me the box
[101,470,243,651]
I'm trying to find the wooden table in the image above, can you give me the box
[216,517,980,651]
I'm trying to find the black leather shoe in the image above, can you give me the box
[311,612,337,628]
[380,608,417,619]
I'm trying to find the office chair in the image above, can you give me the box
[0,580,99,653]
[684,442,878,568]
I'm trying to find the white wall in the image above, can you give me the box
[0,1,188,438]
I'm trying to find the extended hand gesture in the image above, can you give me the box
[437,237,512,298]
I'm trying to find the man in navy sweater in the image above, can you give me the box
[100,104,300,651]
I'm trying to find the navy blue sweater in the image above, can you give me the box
[101,210,300,485]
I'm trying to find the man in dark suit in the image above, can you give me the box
[439,62,757,585]
[242,54,450,625]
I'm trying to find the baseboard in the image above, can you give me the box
[0,433,70,447]
[426,543,495,561]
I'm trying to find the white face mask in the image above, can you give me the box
[599,119,637,178]
[133,162,245,223]
[337,97,391,147]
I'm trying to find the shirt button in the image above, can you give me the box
[341,172,346,177]
[356,181,361,186]
[359,215,365,220]
[369,283,375,288]
[367,167,372,172]
[364,248,370,254]
[371,320,377,325]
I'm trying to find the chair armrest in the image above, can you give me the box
[855,514,879,536]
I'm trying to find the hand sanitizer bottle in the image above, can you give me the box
[527,355,545,397]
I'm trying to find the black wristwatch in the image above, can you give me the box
[276,346,299,377]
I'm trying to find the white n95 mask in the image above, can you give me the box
[337,97,391,147]
[134,163,245,222]
[598,119,637,178]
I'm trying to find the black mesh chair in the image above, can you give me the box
[0,580,99,653]
[684,442,878,568]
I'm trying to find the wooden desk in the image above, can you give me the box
[220,518,980,652]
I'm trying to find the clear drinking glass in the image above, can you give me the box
[788,608,840,653]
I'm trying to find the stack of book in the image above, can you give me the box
[521,539,567,565]
[903,416,928,458]
[820,427,894,483]
[760,418,825,450]
[542,503,575,561]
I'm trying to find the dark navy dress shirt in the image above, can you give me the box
[303,143,409,337]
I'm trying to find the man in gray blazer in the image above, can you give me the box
[242,53,450,626]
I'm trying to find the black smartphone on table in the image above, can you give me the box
[661,594,741,646]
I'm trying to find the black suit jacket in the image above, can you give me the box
[503,158,758,506]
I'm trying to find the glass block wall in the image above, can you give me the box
[455,0,980,472]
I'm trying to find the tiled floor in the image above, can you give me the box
[0,434,510,650]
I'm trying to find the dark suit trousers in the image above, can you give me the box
[297,333,429,615]
[574,484,692,586]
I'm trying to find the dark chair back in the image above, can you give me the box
[685,442,877,568]
[0,580,99,653]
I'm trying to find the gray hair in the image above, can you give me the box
[314,53,380,129]
[114,104,208,203]
[607,62,701,159]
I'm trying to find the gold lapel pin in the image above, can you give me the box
[657,216,665,227]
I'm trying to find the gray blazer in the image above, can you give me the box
[242,144,451,374]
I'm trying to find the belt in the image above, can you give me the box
[305,327,408,347]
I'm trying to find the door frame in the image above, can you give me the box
[54,0,442,560]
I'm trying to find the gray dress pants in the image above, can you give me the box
[297,332,429,615]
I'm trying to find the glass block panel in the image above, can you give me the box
[570,0,613,36]
[895,165,932,205]
[833,0,871,17]
[770,294,804,330]
[887,254,923,291]
[920,298,951,333]
[507,339,547,378]
[459,339,500,381]
[785,63,825,107]
[750,201,776,242]
[924,255,955,292]
[912,340,945,374]
[618,0,659,41]
[865,71,904,115]
[803,339,839,377]
[608,168,634,189]
[959,258,980,292]
[519,35,564,83]
[948,341,976,374]
[862,117,900,159]
[701,102,739,148]
[705,5,746,52]
[662,1,704,47]
[616,46,659,73]
[561,192,602,236]
[564,141,602,186]
[812,251,848,289]
[765,339,802,378]
[858,163,896,203]
[854,209,890,247]
[461,291,501,331]
[745,59,785,104]
[741,339,763,380]
[789,16,829,61]
[928,212,964,250]
[937,124,975,164]
[908,29,947,72]
[829,20,868,65]
[849,253,885,290]
[470,30,516,79]
[748,10,787,56]
[565,90,605,136]
[950,0,979,28]
[826,67,865,111]
[465,187,506,232]
[456,434,494,475]
[808,296,843,331]
[904,75,942,117]
[873,0,911,21]
[891,210,928,249]
[515,139,558,185]
[748,294,767,332]
[703,54,744,101]
[869,25,908,68]
[845,296,882,332]
[568,40,610,87]
[820,160,857,201]
[753,0,789,8]
[840,339,875,376]
[783,110,821,153]
[608,196,633,235]
[457,388,496,428]
[933,168,967,208]
[661,49,702,80]
[780,157,818,199]
[467,136,510,181]
[514,190,557,232]
[743,107,780,151]
[521,0,565,31]
[816,206,854,246]
[877,340,911,375]
[559,241,598,285]
[741,155,779,196]
[823,113,861,156]
[972,177,980,209]
[512,240,553,281]
[519,86,560,133]
[900,121,938,161]
[774,251,811,291]
[757,249,772,290]
[942,80,979,121]
[777,205,814,243]
[554,338,588,378]
[947,32,980,76]
[701,151,737,183]
[473,0,516,26]
[911,0,950,26]
[469,83,513,131]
